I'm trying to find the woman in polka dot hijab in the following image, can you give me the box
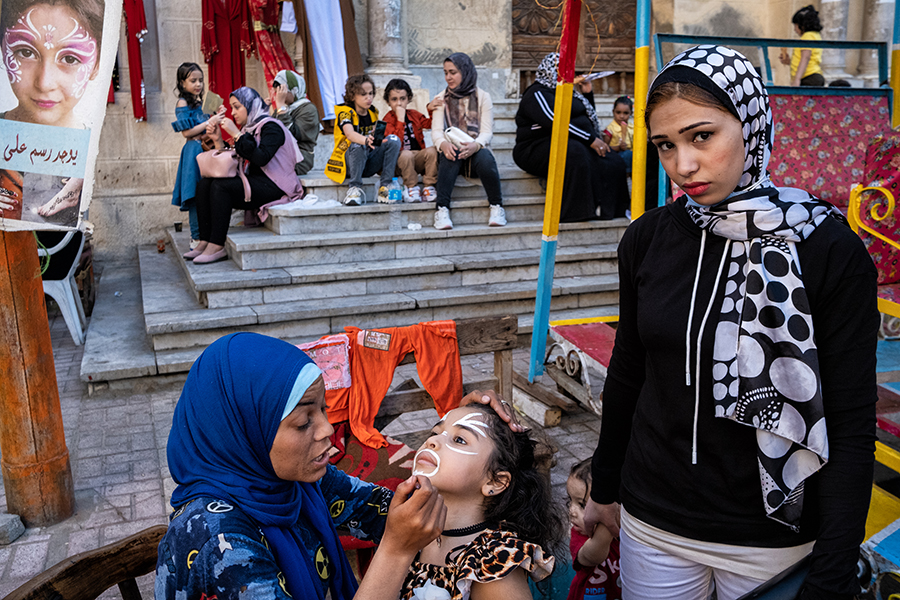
[584,44,878,599]
[652,44,847,533]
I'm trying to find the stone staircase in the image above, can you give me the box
[124,99,627,378]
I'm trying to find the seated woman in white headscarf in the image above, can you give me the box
[271,69,320,175]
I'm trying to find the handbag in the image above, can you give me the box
[444,126,475,149]
[196,148,251,202]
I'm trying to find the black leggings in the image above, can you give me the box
[194,175,284,246]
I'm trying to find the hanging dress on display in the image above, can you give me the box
[123,0,148,121]
[201,0,254,104]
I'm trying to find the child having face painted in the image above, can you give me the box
[403,405,566,600]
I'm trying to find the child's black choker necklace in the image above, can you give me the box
[441,521,488,537]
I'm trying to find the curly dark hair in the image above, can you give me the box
[343,73,375,106]
[465,405,567,557]
[383,78,413,103]
[792,5,822,33]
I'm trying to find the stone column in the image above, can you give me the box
[366,0,412,77]
[858,0,895,87]
[365,0,423,113]
[820,0,852,80]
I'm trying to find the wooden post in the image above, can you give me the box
[528,0,582,382]
[0,230,75,527]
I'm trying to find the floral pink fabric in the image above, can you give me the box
[855,132,900,284]
[769,94,890,209]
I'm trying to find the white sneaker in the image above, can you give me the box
[422,186,437,202]
[434,206,453,230]
[343,186,364,206]
[489,205,507,227]
[406,186,421,203]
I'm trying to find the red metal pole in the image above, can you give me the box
[0,230,75,527]
[558,0,582,84]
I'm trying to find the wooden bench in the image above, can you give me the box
[5,525,166,600]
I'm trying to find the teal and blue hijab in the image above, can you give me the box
[167,332,356,600]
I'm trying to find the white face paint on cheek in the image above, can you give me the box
[440,431,478,456]
[412,448,440,477]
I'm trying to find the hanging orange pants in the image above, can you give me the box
[325,320,463,448]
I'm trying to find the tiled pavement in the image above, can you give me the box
[0,303,602,598]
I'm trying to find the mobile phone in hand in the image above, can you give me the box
[372,121,387,146]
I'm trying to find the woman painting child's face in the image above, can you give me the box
[413,407,500,499]
[2,3,99,127]
[649,97,745,206]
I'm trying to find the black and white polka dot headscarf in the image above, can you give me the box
[535,52,603,136]
[653,45,843,530]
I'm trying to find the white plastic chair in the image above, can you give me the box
[38,230,86,345]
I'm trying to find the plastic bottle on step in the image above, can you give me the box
[388,177,403,204]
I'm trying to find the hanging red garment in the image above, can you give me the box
[123,0,148,121]
[201,0,254,105]
[248,0,294,96]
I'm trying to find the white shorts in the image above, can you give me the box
[620,508,813,600]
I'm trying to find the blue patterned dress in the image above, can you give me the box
[171,105,208,209]
[155,465,391,600]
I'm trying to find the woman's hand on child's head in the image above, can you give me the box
[382,475,446,559]
[583,499,620,539]
[459,389,527,432]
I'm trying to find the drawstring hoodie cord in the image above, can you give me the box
[685,229,732,465]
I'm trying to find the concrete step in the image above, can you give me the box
[145,273,619,352]
[267,194,549,235]
[158,234,618,309]
[227,218,628,271]
[297,164,541,206]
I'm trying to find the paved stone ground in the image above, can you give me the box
[0,302,602,598]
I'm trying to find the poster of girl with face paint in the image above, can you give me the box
[0,0,120,231]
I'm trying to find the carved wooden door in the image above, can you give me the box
[512,0,636,95]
